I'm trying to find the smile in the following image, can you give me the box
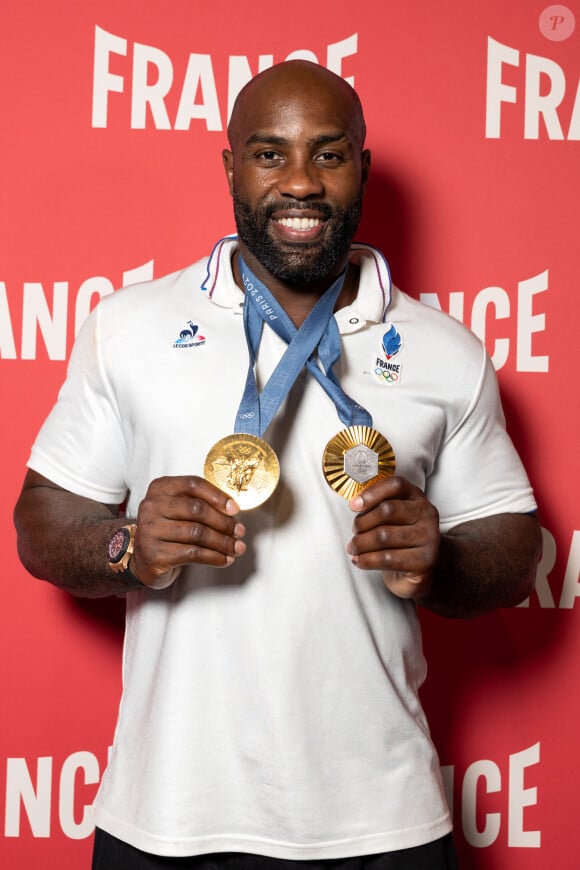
[276,216,324,230]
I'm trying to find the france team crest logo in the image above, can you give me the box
[173,320,206,348]
[374,323,402,384]
[382,323,402,359]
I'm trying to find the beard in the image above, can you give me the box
[232,194,363,286]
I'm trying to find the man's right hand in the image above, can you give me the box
[14,470,245,597]
[131,475,246,589]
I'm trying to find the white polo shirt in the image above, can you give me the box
[29,238,536,859]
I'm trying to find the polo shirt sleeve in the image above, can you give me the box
[426,348,536,533]
[28,302,128,505]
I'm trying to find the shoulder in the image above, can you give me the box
[387,287,487,374]
[96,258,210,315]
[64,258,213,373]
[390,287,481,346]
[72,257,215,355]
[368,288,494,418]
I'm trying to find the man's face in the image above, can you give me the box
[224,72,370,287]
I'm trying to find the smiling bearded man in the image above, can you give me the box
[15,60,540,870]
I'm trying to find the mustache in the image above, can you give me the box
[262,201,334,219]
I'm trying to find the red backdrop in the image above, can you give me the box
[2,2,579,867]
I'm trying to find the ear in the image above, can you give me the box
[222,149,234,196]
[361,149,371,194]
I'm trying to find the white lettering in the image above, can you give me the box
[22,282,68,361]
[92,26,128,128]
[442,742,542,848]
[486,35,580,139]
[91,29,359,130]
[4,751,107,838]
[175,55,221,131]
[567,78,580,139]
[0,282,17,359]
[462,759,501,847]
[326,33,358,85]
[420,270,549,372]
[58,752,100,839]
[525,54,566,140]
[518,527,557,608]
[470,286,510,370]
[1,261,154,361]
[4,757,52,837]
[284,49,319,63]
[131,42,173,129]
[516,270,549,372]
[519,526,580,610]
[486,37,519,138]
[508,743,541,847]
[558,530,580,608]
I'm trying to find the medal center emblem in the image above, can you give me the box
[344,444,379,484]
[224,444,261,493]
[204,434,280,510]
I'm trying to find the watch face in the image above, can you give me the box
[108,528,129,563]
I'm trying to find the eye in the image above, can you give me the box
[315,151,344,165]
[255,150,283,165]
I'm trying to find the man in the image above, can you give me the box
[14,61,541,869]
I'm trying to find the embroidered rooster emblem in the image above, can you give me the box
[180,320,198,341]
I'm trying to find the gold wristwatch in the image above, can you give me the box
[107,524,137,574]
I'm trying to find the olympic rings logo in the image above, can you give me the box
[375,367,399,383]
[239,412,255,420]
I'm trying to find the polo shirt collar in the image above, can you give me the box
[201,236,392,332]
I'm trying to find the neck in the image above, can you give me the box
[233,249,358,328]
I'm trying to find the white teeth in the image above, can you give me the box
[277,217,322,229]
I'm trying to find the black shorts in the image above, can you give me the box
[92,828,459,870]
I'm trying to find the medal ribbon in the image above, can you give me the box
[235,256,372,436]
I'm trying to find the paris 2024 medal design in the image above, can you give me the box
[322,425,396,500]
[204,434,280,510]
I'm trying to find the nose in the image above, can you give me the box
[278,154,324,199]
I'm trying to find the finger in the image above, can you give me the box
[382,572,431,600]
[138,535,246,571]
[147,475,241,517]
[140,482,244,537]
[132,521,246,582]
[348,539,438,584]
[348,476,412,513]
[149,495,244,538]
[351,497,425,535]
[138,515,245,552]
[350,522,423,556]
[351,481,439,537]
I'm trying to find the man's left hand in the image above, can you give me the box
[347,476,440,600]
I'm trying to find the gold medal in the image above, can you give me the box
[204,434,280,510]
[322,425,396,499]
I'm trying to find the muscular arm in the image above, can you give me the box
[347,476,542,619]
[14,470,246,598]
[418,512,541,618]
